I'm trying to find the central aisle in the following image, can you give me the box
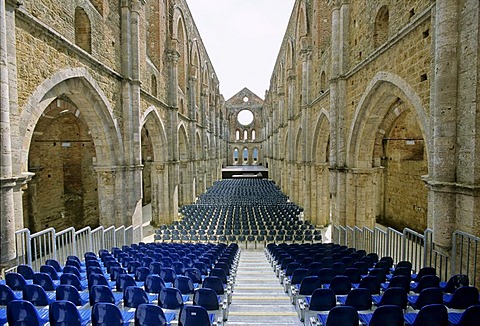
[226,249,303,325]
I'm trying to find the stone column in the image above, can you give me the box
[95,169,117,227]
[286,71,296,196]
[428,0,459,251]
[300,45,312,219]
[329,0,349,227]
[0,0,15,267]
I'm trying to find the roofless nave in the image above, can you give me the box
[1,0,479,275]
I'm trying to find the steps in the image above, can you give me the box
[226,249,303,325]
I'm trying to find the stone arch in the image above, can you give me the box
[348,72,429,231]
[295,0,309,39]
[75,7,92,53]
[311,109,331,226]
[173,8,188,95]
[348,72,429,167]
[190,41,201,114]
[140,107,168,163]
[312,109,330,163]
[140,107,169,225]
[195,131,202,160]
[19,68,122,231]
[18,67,122,172]
[177,123,189,161]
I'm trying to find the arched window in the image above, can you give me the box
[233,148,239,163]
[151,75,157,97]
[235,130,240,141]
[244,130,248,140]
[374,6,389,47]
[243,148,249,163]
[251,130,256,140]
[75,7,92,53]
[253,148,259,162]
[320,71,326,93]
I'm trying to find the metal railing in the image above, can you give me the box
[333,224,479,285]
[9,224,142,273]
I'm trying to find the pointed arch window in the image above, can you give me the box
[151,75,157,97]
[75,7,92,53]
[235,130,240,141]
[374,6,389,47]
[243,148,249,163]
[253,148,259,162]
[233,148,239,163]
[251,130,256,140]
[244,130,248,140]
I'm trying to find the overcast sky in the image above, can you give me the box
[186,0,294,101]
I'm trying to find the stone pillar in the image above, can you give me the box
[119,0,144,226]
[347,168,380,228]
[95,169,117,227]
[330,0,349,227]
[428,0,459,251]
[0,0,15,267]
[286,71,296,196]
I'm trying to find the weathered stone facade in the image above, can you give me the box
[264,0,480,252]
[226,88,264,166]
[0,0,227,267]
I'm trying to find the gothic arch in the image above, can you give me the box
[18,67,122,172]
[295,0,309,39]
[173,8,188,96]
[177,123,189,161]
[141,106,168,162]
[312,109,330,162]
[195,131,202,160]
[348,72,429,167]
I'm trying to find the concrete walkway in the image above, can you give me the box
[226,249,303,325]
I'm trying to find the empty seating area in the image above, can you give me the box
[155,179,322,245]
[266,242,480,325]
[0,241,239,325]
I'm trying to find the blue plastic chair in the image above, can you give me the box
[55,284,89,306]
[23,284,55,306]
[411,267,436,282]
[407,287,443,310]
[339,287,372,310]
[91,302,135,326]
[381,274,411,291]
[59,272,88,291]
[123,286,150,308]
[298,288,336,322]
[443,286,480,309]
[62,265,84,280]
[354,275,381,294]
[0,284,20,305]
[317,305,359,326]
[372,286,407,309]
[448,304,480,326]
[89,285,123,306]
[327,275,351,295]
[88,273,115,290]
[158,287,184,310]
[46,259,63,273]
[17,264,35,280]
[410,275,440,293]
[184,268,203,285]
[144,274,166,294]
[49,300,90,326]
[159,268,177,283]
[174,275,195,295]
[6,272,30,291]
[404,303,448,326]
[134,303,175,326]
[7,299,49,325]
[179,305,214,326]
[135,267,151,282]
[359,304,404,326]
[40,264,60,280]
[33,272,58,291]
[116,273,137,292]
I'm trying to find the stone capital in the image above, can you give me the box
[167,50,180,63]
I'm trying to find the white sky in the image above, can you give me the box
[186,0,295,101]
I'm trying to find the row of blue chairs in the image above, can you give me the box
[266,242,480,325]
[307,303,480,326]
